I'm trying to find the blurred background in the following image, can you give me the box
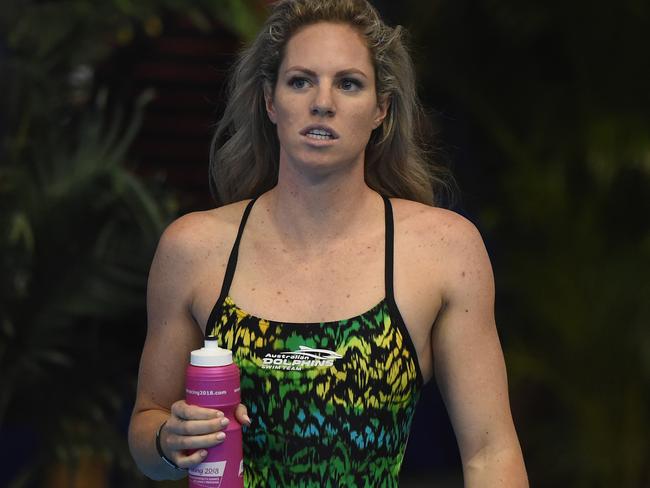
[1,0,649,486]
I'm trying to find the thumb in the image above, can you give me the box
[236,403,252,426]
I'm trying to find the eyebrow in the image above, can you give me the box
[285,66,368,79]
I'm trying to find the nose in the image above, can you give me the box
[310,83,335,117]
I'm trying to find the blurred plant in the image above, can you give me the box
[1,0,266,57]
[0,0,267,166]
[401,0,650,486]
[0,83,179,485]
[0,1,265,486]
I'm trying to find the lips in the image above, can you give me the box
[299,124,340,139]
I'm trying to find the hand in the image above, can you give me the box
[159,400,252,469]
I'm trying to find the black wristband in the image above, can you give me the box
[156,420,187,472]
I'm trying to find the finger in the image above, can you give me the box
[166,431,228,453]
[235,403,252,426]
[176,449,208,469]
[171,400,223,421]
[168,416,229,436]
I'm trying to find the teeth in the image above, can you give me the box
[307,128,332,136]
[306,133,332,140]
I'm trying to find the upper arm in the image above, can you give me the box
[431,215,518,464]
[132,216,206,416]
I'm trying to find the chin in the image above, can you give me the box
[279,144,363,174]
[295,157,361,179]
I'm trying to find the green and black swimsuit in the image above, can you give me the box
[205,196,424,487]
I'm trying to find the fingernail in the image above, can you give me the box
[216,432,226,441]
[221,418,230,426]
[200,450,208,457]
[244,415,252,425]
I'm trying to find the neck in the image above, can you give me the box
[262,159,380,249]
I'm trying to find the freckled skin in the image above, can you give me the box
[264,22,387,177]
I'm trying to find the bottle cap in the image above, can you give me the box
[190,338,233,366]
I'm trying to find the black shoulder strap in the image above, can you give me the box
[216,197,257,307]
[382,195,395,301]
[382,195,425,389]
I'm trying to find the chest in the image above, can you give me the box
[192,228,443,385]
[232,232,385,320]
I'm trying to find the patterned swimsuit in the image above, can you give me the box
[205,196,424,487]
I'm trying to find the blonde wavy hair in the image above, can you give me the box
[209,0,456,207]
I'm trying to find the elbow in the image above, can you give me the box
[127,413,164,481]
[127,415,151,479]
[463,444,528,487]
[127,412,186,482]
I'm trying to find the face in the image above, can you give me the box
[264,22,388,175]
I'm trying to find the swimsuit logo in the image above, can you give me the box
[261,346,343,371]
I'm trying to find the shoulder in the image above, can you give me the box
[156,200,252,261]
[390,198,492,300]
[149,200,252,292]
[389,197,482,246]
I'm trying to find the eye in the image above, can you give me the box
[288,77,310,89]
[340,78,362,91]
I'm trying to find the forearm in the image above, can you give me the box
[128,408,187,481]
[463,445,528,488]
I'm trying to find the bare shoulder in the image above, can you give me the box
[390,197,482,247]
[156,200,252,263]
[390,198,492,301]
[148,200,252,308]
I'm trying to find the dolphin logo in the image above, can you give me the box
[281,346,343,360]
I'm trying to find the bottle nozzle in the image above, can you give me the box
[191,337,232,366]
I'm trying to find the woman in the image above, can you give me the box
[128,0,528,486]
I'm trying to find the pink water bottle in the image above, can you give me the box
[186,338,243,488]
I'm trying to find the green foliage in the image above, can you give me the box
[0,0,264,485]
[403,0,650,485]
[0,84,177,483]
[2,0,266,62]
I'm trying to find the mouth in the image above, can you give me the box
[299,124,340,140]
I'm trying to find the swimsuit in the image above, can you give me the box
[205,196,423,487]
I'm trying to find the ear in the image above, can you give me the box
[264,83,277,125]
[373,94,391,129]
